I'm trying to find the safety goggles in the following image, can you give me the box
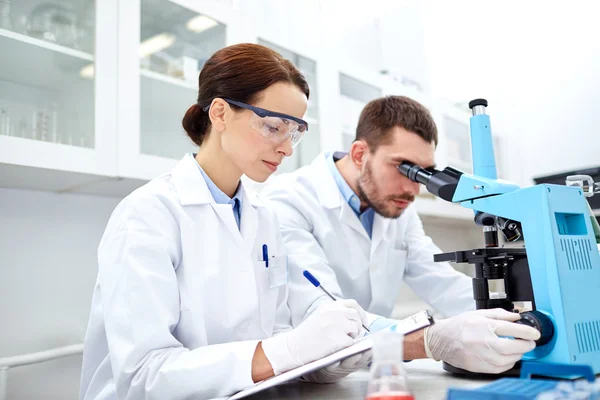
[204,99,309,148]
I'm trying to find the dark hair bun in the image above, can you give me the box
[182,104,209,146]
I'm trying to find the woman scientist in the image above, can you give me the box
[79,43,368,400]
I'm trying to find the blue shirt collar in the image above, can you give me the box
[325,152,375,238]
[189,153,243,207]
[325,151,363,215]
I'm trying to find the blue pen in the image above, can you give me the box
[262,244,269,268]
[303,270,370,333]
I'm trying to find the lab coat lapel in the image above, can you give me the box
[210,204,246,251]
[311,154,343,210]
[340,202,371,242]
[171,154,246,251]
[239,189,259,255]
[371,215,392,258]
[310,154,370,243]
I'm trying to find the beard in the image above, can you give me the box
[357,161,415,219]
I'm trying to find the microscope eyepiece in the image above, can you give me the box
[397,162,433,185]
[397,161,463,202]
[468,98,488,109]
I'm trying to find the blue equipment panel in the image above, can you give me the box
[447,362,599,400]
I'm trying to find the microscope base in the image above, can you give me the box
[442,361,522,379]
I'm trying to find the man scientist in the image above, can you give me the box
[262,95,540,376]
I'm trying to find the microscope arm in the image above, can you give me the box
[397,162,520,203]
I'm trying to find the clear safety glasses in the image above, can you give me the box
[204,99,309,148]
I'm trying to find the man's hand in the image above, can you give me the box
[425,309,540,373]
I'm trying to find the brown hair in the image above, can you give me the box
[182,43,310,146]
[355,95,438,151]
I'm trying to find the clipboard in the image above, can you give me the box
[228,310,434,400]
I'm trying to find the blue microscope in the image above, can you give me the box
[397,99,600,376]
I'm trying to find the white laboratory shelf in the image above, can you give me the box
[0,161,103,193]
[140,69,197,91]
[0,156,146,198]
[0,28,93,61]
[0,129,156,197]
[0,134,146,197]
[0,28,94,91]
[0,135,130,195]
[0,135,102,175]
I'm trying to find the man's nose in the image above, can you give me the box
[400,177,420,197]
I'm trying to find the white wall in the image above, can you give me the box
[319,0,429,91]
[378,2,430,94]
[423,0,600,184]
[0,188,119,399]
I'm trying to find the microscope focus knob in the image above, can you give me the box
[516,310,555,346]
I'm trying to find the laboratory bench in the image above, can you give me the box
[242,359,491,400]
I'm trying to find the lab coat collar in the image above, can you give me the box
[239,190,259,253]
[311,153,371,241]
[171,154,264,208]
[310,152,394,251]
[310,153,345,210]
[211,189,259,255]
[371,215,392,258]
[171,155,263,254]
[171,155,215,206]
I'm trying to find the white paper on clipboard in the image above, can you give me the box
[228,337,373,400]
[227,310,433,400]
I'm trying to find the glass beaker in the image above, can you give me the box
[0,0,12,30]
[365,332,414,400]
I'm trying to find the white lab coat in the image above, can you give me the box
[80,155,292,400]
[261,153,475,327]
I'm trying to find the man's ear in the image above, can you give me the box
[349,140,369,170]
[208,98,228,133]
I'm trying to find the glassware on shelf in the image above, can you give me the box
[139,0,225,159]
[27,3,79,48]
[0,99,63,143]
[0,0,12,30]
[167,56,199,82]
[50,102,58,143]
[79,121,93,148]
[32,107,50,142]
[0,107,11,136]
[17,116,29,139]
[60,129,73,146]
[365,332,414,400]
[59,109,74,146]
[13,14,27,34]
[75,4,95,54]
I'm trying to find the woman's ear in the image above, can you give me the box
[208,98,228,133]
[349,140,369,170]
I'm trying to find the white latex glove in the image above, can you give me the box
[301,350,373,383]
[425,308,541,374]
[262,299,368,375]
